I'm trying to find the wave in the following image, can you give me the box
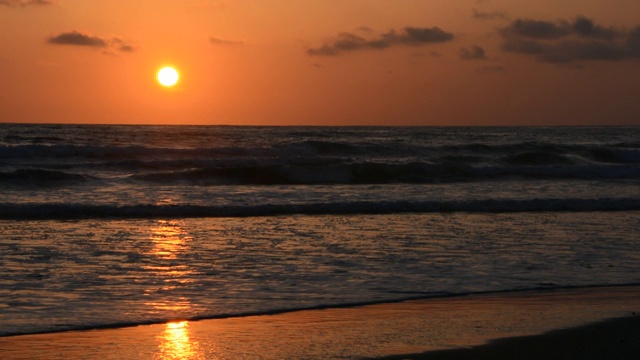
[2,161,639,187]
[2,198,639,220]
[2,282,638,337]
[127,162,640,185]
[2,141,639,162]
[0,169,91,185]
[2,133,639,186]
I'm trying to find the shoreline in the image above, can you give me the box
[1,285,639,359]
[0,283,640,340]
[2,283,639,338]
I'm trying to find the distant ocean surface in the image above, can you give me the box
[1,124,639,336]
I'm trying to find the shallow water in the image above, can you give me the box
[2,212,639,336]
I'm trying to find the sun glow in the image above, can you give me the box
[157,66,180,87]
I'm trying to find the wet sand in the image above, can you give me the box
[371,315,640,359]
[1,286,639,359]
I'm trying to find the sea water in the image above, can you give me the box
[1,124,639,336]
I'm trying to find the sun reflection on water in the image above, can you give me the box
[150,220,193,260]
[145,220,201,315]
[156,321,203,360]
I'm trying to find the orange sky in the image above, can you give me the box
[1,0,640,125]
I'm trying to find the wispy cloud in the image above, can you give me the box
[47,31,136,54]
[209,36,244,46]
[460,45,486,60]
[111,37,136,53]
[308,26,454,56]
[0,0,53,6]
[499,16,640,64]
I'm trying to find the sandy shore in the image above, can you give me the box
[371,315,640,359]
[1,286,639,359]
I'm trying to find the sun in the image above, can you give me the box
[157,66,179,87]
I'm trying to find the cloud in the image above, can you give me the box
[119,45,135,53]
[0,0,53,6]
[501,19,572,40]
[47,31,136,54]
[209,36,244,46]
[460,45,486,60]
[111,37,136,52]
[472,8,508,20]
[629,27,640,55]
[48,31,108,47]
[499,16,640,63]
[307,26,454,56]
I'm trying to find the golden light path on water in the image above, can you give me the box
[146,220,204,359]
[150,219,191,261]
[144,219,195,312]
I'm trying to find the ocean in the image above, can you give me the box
[1,124,639,337]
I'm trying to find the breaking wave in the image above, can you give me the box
[1,140,639,186]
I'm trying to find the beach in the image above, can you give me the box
[1,285,638,359]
